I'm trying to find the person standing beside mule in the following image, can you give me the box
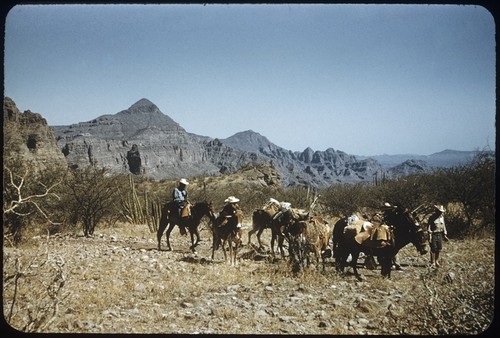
[173,178,189,235]
[427,204,449,267]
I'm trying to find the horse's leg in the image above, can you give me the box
[256,228,265,250]
[189,228,197,254]
[157,218,169,251]
[211,233,216,261]
[247,226,257,246]
[337,254,346,273]
[314,248,324,271]
[351,249,362,281]
[165,222,176,251]
[336,242,351,274]
[229,236,235,266]
[222,238,228,263]
[234,231,242,266]
[278,233,286,259]
[379,255,392,278]
[192,225,200,251]
[270,231,277,258]
[234,239,239,266]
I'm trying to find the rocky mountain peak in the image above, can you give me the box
[122,98,163,116]
[388,159,430,177]
[221,130,276,153]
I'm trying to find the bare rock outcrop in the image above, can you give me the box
[3,97,66,171]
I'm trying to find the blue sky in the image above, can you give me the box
[4,3,496,155]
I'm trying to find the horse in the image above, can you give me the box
[247,198,281,249]
[335,205,428,280]
[211,209,244,266]
[157,201,215,253]
[247,202,279,250]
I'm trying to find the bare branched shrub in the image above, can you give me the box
[392,240,495,335]
[64,167,121,237]
[3,161,63,243]
[3,237,69,332]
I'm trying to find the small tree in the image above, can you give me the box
[438,151,495,234]
[65,166,120,237]
[372,174,430,212]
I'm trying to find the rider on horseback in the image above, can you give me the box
[220,196,242,228]
[173,178,189,235]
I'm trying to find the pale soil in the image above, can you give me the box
[3,222,495,335]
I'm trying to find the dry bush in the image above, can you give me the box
[3,238,69,332]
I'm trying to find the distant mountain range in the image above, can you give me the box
[358,149,483,170]
[7,97,489,188]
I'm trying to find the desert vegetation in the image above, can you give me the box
[3,152,495,334]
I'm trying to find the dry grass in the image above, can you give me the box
[3,222,495,335]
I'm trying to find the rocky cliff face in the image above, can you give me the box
[52,99,226,179]
[3,97,66,172]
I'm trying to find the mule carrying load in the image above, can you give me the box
[334,203,429,280]
[247,197,310,257]
[345,217,394,249]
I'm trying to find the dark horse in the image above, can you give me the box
[157,201,215,253]
[335,205,429,280]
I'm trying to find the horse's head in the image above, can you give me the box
[383,205,428,255]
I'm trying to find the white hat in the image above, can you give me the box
[224,196,240,203]
[179,178,189,186]
[434,205,445,213]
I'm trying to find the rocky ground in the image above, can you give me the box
[3,223,495,335]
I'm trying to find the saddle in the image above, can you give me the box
[261,206,277,219]
[181,202,192,218]
[351,221,394,249]
[343,219,366,237]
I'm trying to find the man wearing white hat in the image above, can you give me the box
[221,196,242,228]
[173,178,189,235]
[427,204,449,267]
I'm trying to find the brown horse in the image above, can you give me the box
[335,205,428,280]
[247,203,279,250]
[211,209,244,266]
[157,201,215,253]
